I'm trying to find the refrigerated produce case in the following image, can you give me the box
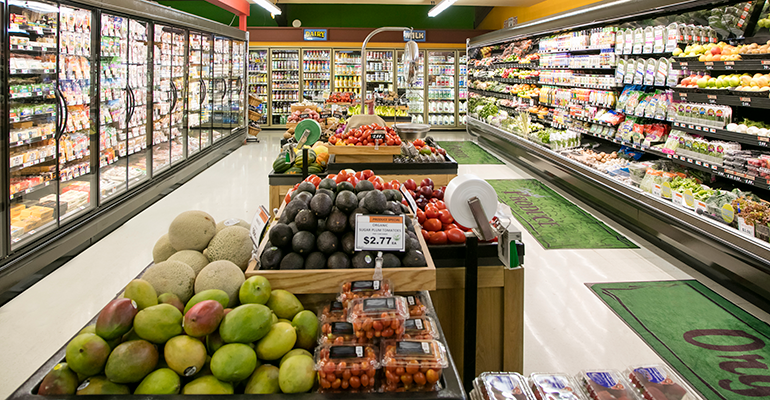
[247,47,268,125]
[466,0,770,302]
[188,31,213,154]
[458,51,468,126]
[1,0,246,295]
[427,50,456,127]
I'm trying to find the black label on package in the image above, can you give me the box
[330,345,364,359]
[406,295,417,306]
[331,322,354,335]
[330,300,344,311]
[396,341,432,355]
[320,111,331,119]
[300,113,309,120]
[371,130,386,140]
[333,111,343,119]
[404,318,425,332]
[363,297,396,311]
[351,280,380,292]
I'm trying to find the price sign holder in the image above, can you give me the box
[250,205,270,259]
[354,214,406,251]
[372,130,386,150]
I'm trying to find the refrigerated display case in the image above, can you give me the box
[248,47,268,125]
[334,50,361,96]
[458,51,467,126]
[427,50,456,127]
[188,31,213,155]
[152,23,185,173]
[302,48,330,101]
[397,49,425,124]
[270,48,298,125]
[230,39,245,133]
[365,50,394,94]
[212,35,231,142]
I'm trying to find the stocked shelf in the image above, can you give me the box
[672,59,770,71]
[673,90,770,109]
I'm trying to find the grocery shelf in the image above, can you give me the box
[10,134,54,148]
[671,121,770,148]
[469,87,536,102]
[10,155,56,172]
[672,90,770,109]
[9,90,55,100]
[539,81,621,90]
[10,180,53,200]
[9,69,54,75]
[540,65,615,71]
[492,77,540,85]
[9,112,55,123]
[539,46,613,54]
[671,59,770,71]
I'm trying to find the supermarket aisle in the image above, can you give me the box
[1,130,769,397]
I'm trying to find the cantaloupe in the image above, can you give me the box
[194,261,245,307]
[215,219,250,233]
[152,234,176,263]
[207,227,252,271]
[168,250,209,276]
[168,211,216,251]
[141,260,196,303]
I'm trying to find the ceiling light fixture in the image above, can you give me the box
[428,0,456,17]
[251,0,282,15]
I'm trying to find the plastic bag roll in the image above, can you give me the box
[444,174,498,228]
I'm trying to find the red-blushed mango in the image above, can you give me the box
[65,333,110,376]
[76,376,130,394]
[104,340,158,383]
[184,289,229,314]
[184,300,224,337]
[95,298,138,340]
[134,304,183,344]
[158,292,185,314]
[37,363,78,395]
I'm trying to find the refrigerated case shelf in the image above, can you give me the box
[10,181,52,200]
[10,155,56,172]
[10,134,54,148]
[9,113,55,123]
[9,69,54,75]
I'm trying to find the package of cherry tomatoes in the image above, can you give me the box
[402,316,440,340]
[380,339,449,392]
[338,279,392,307]
[315,344,380,393]
[348,296,409,340]
[478,372,537,400]
[577,370,640,400]
[626,365,692,400]
[319,300,348,324]
[319,320,371,345]
[403,292,432,317]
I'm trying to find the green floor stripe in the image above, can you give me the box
[437,141,504,165]
[489,179,637,249]
[590,280,770,400]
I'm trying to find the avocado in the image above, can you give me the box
[352,251,375,269]
[261,246,283,270]
[310,193,333,219]
[316,231,339,254]
[288,222,299,235]
[364,191,387,214]
[295,209,318,232]
[341,232,355,255]
[405,216,414,229]
[336,181,355,193]
[383,189,403,202]
[327,208,348,234]
[269,224,293,247]
[284,199,309,222]
[355,180,374,193]
[327,252,351,269]
[335,191,358,214]
[317,188,335,203]
[382,211,395,215]
[297,181,316,195]
[405,237,420,252]
[305,252,327,270]
[316,218,327,236]
[348,208,368,230]
[319,178,337,192]
[356,191,369,202]
[293,191,313,208]
[383,253,402,268]
[387,201,402,215]
[402,250,426,267]
[278,213,289,225]
[291,231,316,255]
[358,198,366,208]
[280,252,304,270]
[407,230,417,240]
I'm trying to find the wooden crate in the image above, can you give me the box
[245,202,435,293]
[291,104,316,113]
[327,145,401,163]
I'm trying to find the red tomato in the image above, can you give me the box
[284,191,292,203]
[386,139,395,146]
[374,182,383,191]
[329,136,338,144]
[404,179,417,191]
[428,231,448,245]
[367,176,377,183]
[347,176,359,187]
[446,228,466,244]
[435,200,446,210]
[438,209,454,224]
[335,174,346,184]
[355,171,365,180]
[363,170,374,179]
[383,182,392,190]
[310,176,322,186]
[424,218,442,232]
[421,228,430,242]
[424,206,439,219]
[443,223,458,231]
[390,180,400,189]
[327,174,336,180]
[293,183,300,190]
[416,209,426,224]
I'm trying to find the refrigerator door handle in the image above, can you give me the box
[171,80,178,112]
[56,87,68,139]
[126,85,135,127]
[200,79,207,105]
[221,78,227,100]
[236,76,243,95]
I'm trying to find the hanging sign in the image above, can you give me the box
[404,30,426,42]
[303,29,327,41]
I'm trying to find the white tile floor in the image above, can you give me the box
[0,130,768,398]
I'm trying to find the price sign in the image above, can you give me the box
[355,215,405,252]
[740,97,751,107]
[250,205,270,255]
[371,130,386,141]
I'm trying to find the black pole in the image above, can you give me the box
[302,147,309,179]
[463,236,479,394]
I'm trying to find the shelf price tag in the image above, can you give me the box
[661,182,672,199]
[250,205,270,256]
[740,97,751,107]
[652,183,662,197]
[355,215,405,252]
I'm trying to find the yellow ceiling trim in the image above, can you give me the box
[248,41,466,49]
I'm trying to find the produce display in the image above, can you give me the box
[327,91,356,104]
[286,107,324,124]
[272,142,329,175]
[381,340,448,392]
[396,138,450,163]
[329,124,402,146]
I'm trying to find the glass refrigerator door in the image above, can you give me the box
[333,50,360,98]
[152,24,173,173]
[458,51,468,126]
[397,49,425,124]
[200,33,213,149]
[302,49,330,101]
[188,31,204,155]
[427,51,456,127]
[127,19,149,187]
[247,48,268,125]
[170,29,186,165]
[230,39,245,133]
[365,50,393,94]
[270,48,299,125]
[58,5,94,222]
[213,36,231,141]
[8,0,59,247]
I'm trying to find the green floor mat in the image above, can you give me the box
[489,179,637,249]
[437,141,504,165]
[590,280,770,400]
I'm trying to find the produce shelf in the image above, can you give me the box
[492,77,540,84]
[539,46,613,54]
[672,90,770,109]
[671,59,770,71]
[469,88,535,102]
[671,121,770,148]
[539,81,621,90]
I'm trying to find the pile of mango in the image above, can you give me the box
[37,276,319,395]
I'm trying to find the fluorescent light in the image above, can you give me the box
[251,0,282,15]
[428,0,456,17]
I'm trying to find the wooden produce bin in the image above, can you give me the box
[327,154,459,189]
[267,171,329,212]
[327,145,402,164]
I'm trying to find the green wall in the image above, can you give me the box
[157,1,475,29]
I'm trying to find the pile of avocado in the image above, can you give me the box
[261,179,426,270]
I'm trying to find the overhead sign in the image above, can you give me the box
[404,30,426,42]
[303,29,327,41]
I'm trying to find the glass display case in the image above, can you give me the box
[212,36,231,142]
[427,51,456,127]
[230,39,245,133]
[397,49,425,124]
[248,48,268,125]
[458,50,468,126]
[188,31,212,156]
[302,49,330,101]
[152,24,186,173]
[334,50,361,96]
[270,48,299,125]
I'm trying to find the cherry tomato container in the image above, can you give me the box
[315,344,380,393]
[319,320,372,345]
[380,339,449,392]
[530,373,588,400]
[402,316,440,340]
[577,370,640,400]
[347,296,409,340]
[626,365,692,400]
[319,300,348,324]
[339,279,393,307]
[478,372,537,400]
[403,292,432,317]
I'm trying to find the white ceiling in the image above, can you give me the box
[274,0,543,7]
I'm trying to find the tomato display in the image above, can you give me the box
[381,340,448,392]
[348,296,409,340]
[316,345,379,393]
[330,124,402,147]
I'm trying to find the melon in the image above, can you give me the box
[141,261,196,303]
[216,219,250,233]
[168,250,209,276]
[194,261,245,307]
[207,227,252,271]
[168,211,216,252]
[152,234,176,263]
